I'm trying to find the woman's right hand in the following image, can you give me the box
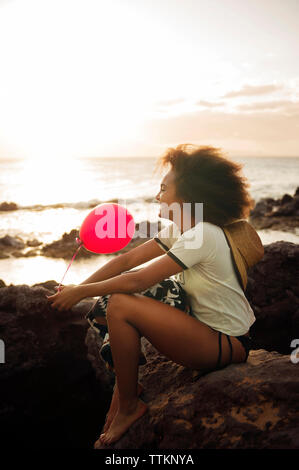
[54,284,66,293]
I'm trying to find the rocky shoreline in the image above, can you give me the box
[0,187,298,260]
[0,240,298,449]
[248,186,299,231]
[0,221,163,260]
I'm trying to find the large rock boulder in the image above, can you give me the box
[0,234,26,259]
[0,201,18,211]
[93,342,299,449]
[0,282,113,449]
[246,241,299,354]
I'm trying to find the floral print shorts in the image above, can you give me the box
[85,277,192,374]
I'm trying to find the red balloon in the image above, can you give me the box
[79,203,135,254]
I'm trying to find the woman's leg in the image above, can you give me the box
[89,312,145,433]
[90,278,187,433]
[98,292,246,446]
[98,294,148,445]
[102,379,144,433]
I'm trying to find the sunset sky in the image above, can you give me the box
[0,0,298,159]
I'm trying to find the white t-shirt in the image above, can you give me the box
[153,221,256,336]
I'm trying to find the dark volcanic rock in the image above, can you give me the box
[41,229,88,259]
[1,239,298,449]
[0,201,18,211]
[0,235,40,259]
[0,235,26,259]
[94,343,299,450]
[0,234,25,249]
[249,186,299,232]
[245,241,299,354]
[41,221,163,260]
[0,284,113,449]
[27,238,42,247]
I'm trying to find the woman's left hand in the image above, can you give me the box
[46,284,84,311]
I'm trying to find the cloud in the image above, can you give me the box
[223,84,283,98]
[143,107,299,157]
[237,100,299,113]
[197,100,225,108]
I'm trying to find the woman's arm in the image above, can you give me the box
[79,254,130,285]
[79,271,142,298]
[79,238,165,285]
[47,270,143,311]
[47,252,184,311]
[47,239,166,311]
[80,248,185,299]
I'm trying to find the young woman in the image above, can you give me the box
[47,144,256,446]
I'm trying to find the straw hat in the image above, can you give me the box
[222,219,264,291]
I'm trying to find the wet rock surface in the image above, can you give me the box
[0,201,18,211]
[249,186,299,232]
[41,221,162,259]
[0,220,163,260]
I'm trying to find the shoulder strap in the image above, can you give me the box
[222,228,246,292]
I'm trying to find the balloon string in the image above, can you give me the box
[57,241,83,292]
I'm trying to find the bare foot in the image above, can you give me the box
[102,382,143,433]
[99,398,148,446]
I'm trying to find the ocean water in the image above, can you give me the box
[0,156,298,286]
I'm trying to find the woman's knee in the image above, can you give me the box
[106,293,131,315]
